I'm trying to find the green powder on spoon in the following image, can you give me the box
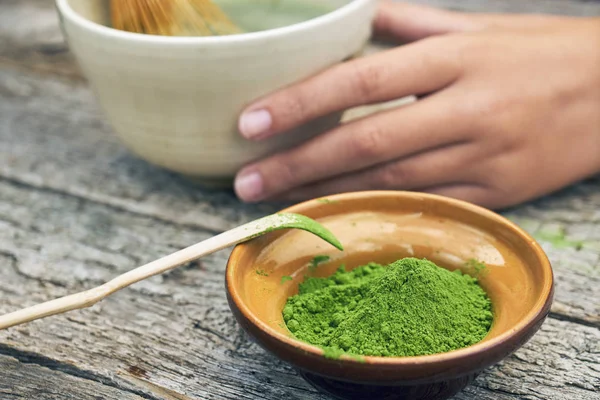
[283,258,493,358]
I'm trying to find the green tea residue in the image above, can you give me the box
[283,258,493,358]
[216,0,337,33]
[465,258,488,277]
[256,268,269,277]
[317,198,338,204]
[309,255,330,271]
[535,229,585,250]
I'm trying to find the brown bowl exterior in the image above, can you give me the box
[226,191,553,386]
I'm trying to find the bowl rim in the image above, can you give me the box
[55,0,376,45]
[226,190,554,366]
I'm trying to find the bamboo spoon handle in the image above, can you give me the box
[0,213,343,330]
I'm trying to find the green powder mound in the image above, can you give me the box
[283,258,493,358]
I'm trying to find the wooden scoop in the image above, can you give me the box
[0,213,343,330]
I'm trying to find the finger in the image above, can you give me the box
[424,183,497,209]
[269,142,476,202]
[238,37,461,140]
[374,1,481,43]
[374,1,565,43]
[234,94,470,203]
[276,183,496,210]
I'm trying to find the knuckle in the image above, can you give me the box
[351,124,385,159]
[420,35,454,54]
[454,90,511,136]
[464,187,496,207]
[267,157,299,190]
[350,62,382,100]
[472,159,518,197]
[452,33,484,66]
[478,185,516,209]
[478,192,499,208]
[423,34,467,73]
[477,93,512,120]
[274,89,310,124]
[376,162,415,188]
[375,166,401,188]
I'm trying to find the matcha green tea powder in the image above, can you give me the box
[283,258,493,357]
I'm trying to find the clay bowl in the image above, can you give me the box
[226,191,554,400]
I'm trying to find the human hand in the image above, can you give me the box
[233,1,600,209]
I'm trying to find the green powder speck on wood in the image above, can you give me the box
[282,258,493,358]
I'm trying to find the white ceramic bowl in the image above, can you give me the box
[55,0,379,185]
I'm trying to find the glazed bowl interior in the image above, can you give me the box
[226,191,553,383]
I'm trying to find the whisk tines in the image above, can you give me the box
[110,0,243,37]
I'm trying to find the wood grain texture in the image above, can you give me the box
[0,178,599,400]
[0,0,599,399]
[0,0,81,80]
[505,186,600,328]
[0,354,145,400]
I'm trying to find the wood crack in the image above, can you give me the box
[0,215,43,233]
[549,312,599,329]
[0,343,162,400]
[0,249,68,289]
[0,175,223,236]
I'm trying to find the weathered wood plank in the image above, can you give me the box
[0,0,81,80]
[2,318,598,400]
[0,0,599,232]
[0,181,325,399]
[455,317,600,400]
[504,183,600,328]
[0,354,145,400]
[0,178,599,400]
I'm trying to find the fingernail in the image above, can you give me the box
[239,109,272,139]
[234,171,264,202]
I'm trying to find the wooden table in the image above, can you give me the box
[1,1,599,399]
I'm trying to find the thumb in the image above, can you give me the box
[374,1,482,43]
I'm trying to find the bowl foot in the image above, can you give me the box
[298,370,477,400]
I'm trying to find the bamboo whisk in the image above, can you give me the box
[110,0,243,37]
